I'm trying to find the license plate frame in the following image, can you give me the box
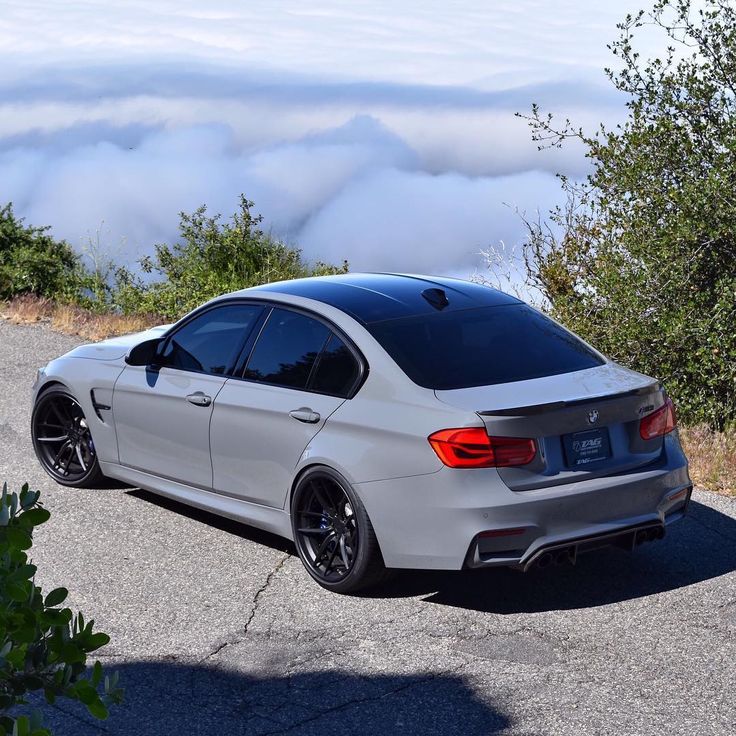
[563,428,611,468]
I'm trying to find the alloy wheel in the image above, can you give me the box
[33,393,97,483]
[294,475,359,583]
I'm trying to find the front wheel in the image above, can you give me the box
[31,387,106,488]
[291,467,388,594]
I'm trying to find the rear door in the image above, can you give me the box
[210,307,363,508]
[113,303,264,487]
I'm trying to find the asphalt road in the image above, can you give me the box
[0,319,734,736]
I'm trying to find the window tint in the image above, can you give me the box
[160,304,263,375]
[368,304,604,390]
[244,309,330,390]
[311,334,360,397]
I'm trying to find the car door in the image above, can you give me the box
[210,306,363,508]
[113,302,265,488]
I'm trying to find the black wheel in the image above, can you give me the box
[291,467,387,594]
[31,387,106,488]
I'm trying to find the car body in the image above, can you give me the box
[31,273,692,591]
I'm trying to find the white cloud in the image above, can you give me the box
[0,0,660,276]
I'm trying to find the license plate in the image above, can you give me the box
[563,428,611,468]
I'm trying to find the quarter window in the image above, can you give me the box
[311,334,360,397]
[244,309,330,390]
[160,304,263,375]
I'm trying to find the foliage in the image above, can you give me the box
[0,483,123,735]
[514,0,736,427]
[0,205,82,303]
[115,196,349,320]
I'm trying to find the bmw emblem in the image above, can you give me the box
[588,409,599,425]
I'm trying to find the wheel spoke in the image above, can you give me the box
[75,444,87,472]
[314,531,337,562]
[37,434,68,443]
[311,482,333,514]
[297,526,333,536]
[338,536,351,570]
[52,441,71,467]
[50,403,68,426]
[323,544,339,573]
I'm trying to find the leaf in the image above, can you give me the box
[17,508,50,528]
[91,661,102,687]
[6,581,30,602]
[85,699,109,720]
[85,633,110,652]
[44,588,68,607]
[4,527,32,551]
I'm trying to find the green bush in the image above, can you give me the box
[516,0,736,428]
[0,482,123,735]
[0,205,83,303]
[115,196,348,320]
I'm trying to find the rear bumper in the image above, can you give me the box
[356,433,692,570]
[467,487,690,570]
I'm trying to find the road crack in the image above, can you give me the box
[202,552,291,662]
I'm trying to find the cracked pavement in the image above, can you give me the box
[1,320,734,735]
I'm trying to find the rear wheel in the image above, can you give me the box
[31,387,106,488]
[291,467,387,594]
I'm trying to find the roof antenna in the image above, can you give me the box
[421,287,449,310]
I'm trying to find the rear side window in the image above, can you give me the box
[244,309,330,390]
[311,334,360,397]
[161,304,263,375]
[368,304,604,390]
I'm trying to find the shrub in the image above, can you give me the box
[0,205,83,303]
[511,0,736,428]
[115,196,349,320]
[0,482,123,735]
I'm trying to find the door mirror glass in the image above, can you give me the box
[125,337,163,366]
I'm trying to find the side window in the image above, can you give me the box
[160,304,263,375]
[311,334,360,397]
[244,309,330,390]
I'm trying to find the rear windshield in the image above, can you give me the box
[367,304,604,390]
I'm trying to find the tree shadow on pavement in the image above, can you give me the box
[376,500,736,613]
[43,662,508,736]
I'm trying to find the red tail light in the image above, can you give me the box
[639,397,677,440]
[428,428,537,468]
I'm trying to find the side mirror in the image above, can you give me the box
[125,337,163,366]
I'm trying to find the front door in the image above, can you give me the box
[113,302,265,488]
[210,307,362,507]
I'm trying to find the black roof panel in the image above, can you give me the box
[251,273,520,324]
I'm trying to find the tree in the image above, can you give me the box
[514,0,736,427]
[0,483,123,735]
[0,205,81,302]
[115,196,349,319]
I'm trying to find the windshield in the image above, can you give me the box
[367,304,604,390]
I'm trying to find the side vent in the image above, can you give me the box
[421,287,449,310]
[90,389,111,422]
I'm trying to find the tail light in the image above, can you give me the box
[639,397,677,440]
[428,428,537,468]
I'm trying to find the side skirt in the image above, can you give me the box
[100,461,294,541]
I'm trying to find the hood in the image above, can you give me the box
[64,325,171,361]
[435,362,658,413]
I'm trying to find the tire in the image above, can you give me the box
[291,466,388,594]
[31,386,107,488]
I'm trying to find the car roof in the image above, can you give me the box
[246,273,520,325]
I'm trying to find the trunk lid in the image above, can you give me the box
[435,363,666,491]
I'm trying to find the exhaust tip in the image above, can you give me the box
[536,552,553,569]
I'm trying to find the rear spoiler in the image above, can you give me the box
[477,382,661,417]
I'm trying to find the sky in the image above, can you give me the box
[0,1,656,277]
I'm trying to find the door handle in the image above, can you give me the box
[186,391,212,407]
[289,407,321,423]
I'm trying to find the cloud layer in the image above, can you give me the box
[0,1,652,277]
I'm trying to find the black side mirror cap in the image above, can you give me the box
[125,337,163,366]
